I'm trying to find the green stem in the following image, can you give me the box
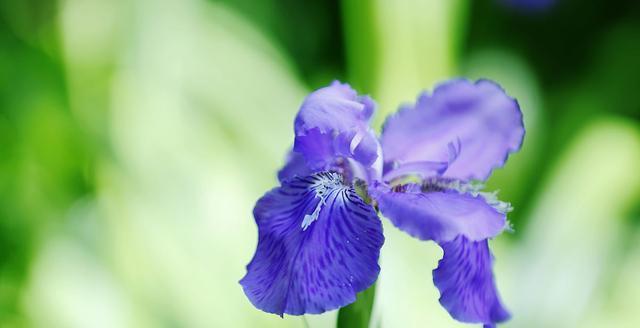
[336,283,376,328]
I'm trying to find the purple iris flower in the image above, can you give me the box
[240,79,524,327]
[500,0,556,12]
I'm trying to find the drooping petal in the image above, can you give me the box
[368,182,506,243]
[433,236,510,326]
[293,81,381,172]
[240,172,384,316]
[381,79,524,181]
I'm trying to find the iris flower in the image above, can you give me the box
[501,0,556,12]
[240,79,524,327]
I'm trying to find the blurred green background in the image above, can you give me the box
[1,0,639,327]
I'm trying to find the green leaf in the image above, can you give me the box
[337,283,376,328]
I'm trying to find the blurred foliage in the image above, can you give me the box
[0,1,94,323]
[217,0,346,87]
[0,0,639,327]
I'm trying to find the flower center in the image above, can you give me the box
[301,172,347,230]
[421,177,513,214]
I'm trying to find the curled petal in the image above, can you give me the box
[381,79,524,181]
[337,129,380,168]
[295,81,375,134]
[240,172,384,316]
[369,183,506,243]
[433,236,510,325]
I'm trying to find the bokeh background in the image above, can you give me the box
[1,0,640,327]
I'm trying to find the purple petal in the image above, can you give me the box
[240,172,384,316]
[368,183,506,243]
[293,81,381,171]
[500,0,556,12]
[345,130,380,168]
[433,236,510,325]
[381,79,524,181]
[382,161,448,182]
[278,151,313,182]
[295,81,374,133]
[293,128,336,171]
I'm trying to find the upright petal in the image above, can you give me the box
[293,128,337,171]
[381,79,524,181]
[278,151,313,182]
[295,81,374,133]
[433,236,510,326]
[293,81,381,171]
[369,182,506,243]
[240,172,384,316]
